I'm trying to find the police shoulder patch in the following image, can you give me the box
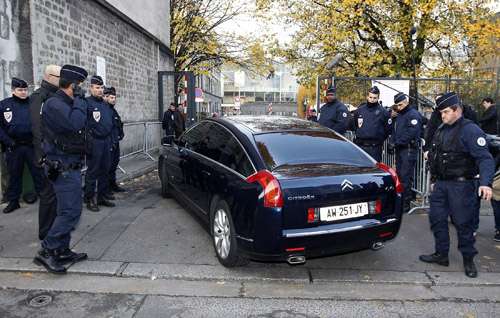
[342,112,347,118]
[388,118,392,125]
[477,137,486,147]
[411,119,418,125]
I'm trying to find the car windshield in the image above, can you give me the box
[254,131,374,171]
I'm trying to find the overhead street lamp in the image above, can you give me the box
[409,27,419,109]
[316,53,343,110]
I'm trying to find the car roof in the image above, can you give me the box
[219,116,330,134]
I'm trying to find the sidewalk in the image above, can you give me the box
[0,167,499,302]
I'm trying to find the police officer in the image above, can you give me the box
[0,78,44,214]
[318,86,349,134]
[84,75,115,212]
[35,65,89,274]
[350,86,391,162]
[420,92,494,278]
[390,92,421,212]
[103,86,125,193]
[30,65,61,240]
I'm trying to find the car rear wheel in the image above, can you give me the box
[211,200,247,267]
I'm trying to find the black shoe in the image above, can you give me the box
[419,252,449,266]
[86,198,100,212]
[111,184,126,192]
[3,201,20,214]
[463,257,478,278]
[97,198,115,207]
[57,248,88,265]
[33,249,67,274]
[102,193,115,201]
[494,230,500,242]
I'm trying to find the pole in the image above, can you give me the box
[410,27,419,110]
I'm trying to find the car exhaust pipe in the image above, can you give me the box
[371,241,385,251]
[287,255,306,265]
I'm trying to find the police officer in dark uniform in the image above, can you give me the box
[390,92,421,212]
[420,92,494,278]
[34,65,89,274]
[350,86,392,162]
[84,75,115,212]
[0,78,44,214]
[318,86,349,134]
[30,65,61,240]
[103,86,125,193]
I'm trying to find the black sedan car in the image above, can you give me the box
[158,116,403,267]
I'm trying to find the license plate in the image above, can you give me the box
[320,202,369,222]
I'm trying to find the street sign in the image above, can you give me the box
[195,87,204,103]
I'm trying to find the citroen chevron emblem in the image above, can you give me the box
[341,179,353,191]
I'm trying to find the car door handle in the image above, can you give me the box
[202,170,211,176]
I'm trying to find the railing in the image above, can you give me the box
[118,121,162,173]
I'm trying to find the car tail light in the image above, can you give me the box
[368,199,382,214]
[377,162,403,194]
[379,231,393,238]
[246,170,284,208]
[286,247,305,252]
[307,208,319,223]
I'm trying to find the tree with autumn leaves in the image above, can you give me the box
[170,0,273,89]
[256,0,499,85]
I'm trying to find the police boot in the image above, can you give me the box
[86,197,100,212]
[102,193,116,201]
[111,183,126,192]
[57,248,88,265]
[419,252,449,266]
[3,200,20,214]
[33,248,67,274]
[463,257,478,278]
[97,198,115,207]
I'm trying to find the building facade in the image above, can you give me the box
[1,0,173,122]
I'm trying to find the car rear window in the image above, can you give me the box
[254,131,374,170]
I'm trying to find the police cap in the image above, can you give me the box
[394,92,407,104]
[369,86,380,95]
[326,86,336,95]
[436,92,460,111]
[11,77,28,89]
[103,86,116,96]
[60,65,88,83]
[91,75,104,85]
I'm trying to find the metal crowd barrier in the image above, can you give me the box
[118,121,162,174]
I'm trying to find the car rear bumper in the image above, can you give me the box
[239,216,402,262]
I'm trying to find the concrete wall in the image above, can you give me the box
[29,0,173,122]
[104,0,169,46]
[0,0,33,100]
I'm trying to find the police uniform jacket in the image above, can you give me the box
[479,105,497,135]
[109,105,124,145]
[391,105,421,148]
[30,80,59,164]
[318,100,349,134]
[85,96,113,139]
[42,90,87,164]
[430,117,494,187]
[351,102,391,144]
[0,96,33,147]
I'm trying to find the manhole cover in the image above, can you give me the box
[28,294,53,308]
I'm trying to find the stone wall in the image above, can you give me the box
[0,0,32,100]
[29,0,173,122]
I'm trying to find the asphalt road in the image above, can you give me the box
[0,172,499,317]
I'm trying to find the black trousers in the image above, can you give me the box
[38,175,57,241]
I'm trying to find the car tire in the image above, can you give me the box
[210,200,248,267]
[159,158,170,198]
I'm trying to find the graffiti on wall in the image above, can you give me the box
[0,0,19,100]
